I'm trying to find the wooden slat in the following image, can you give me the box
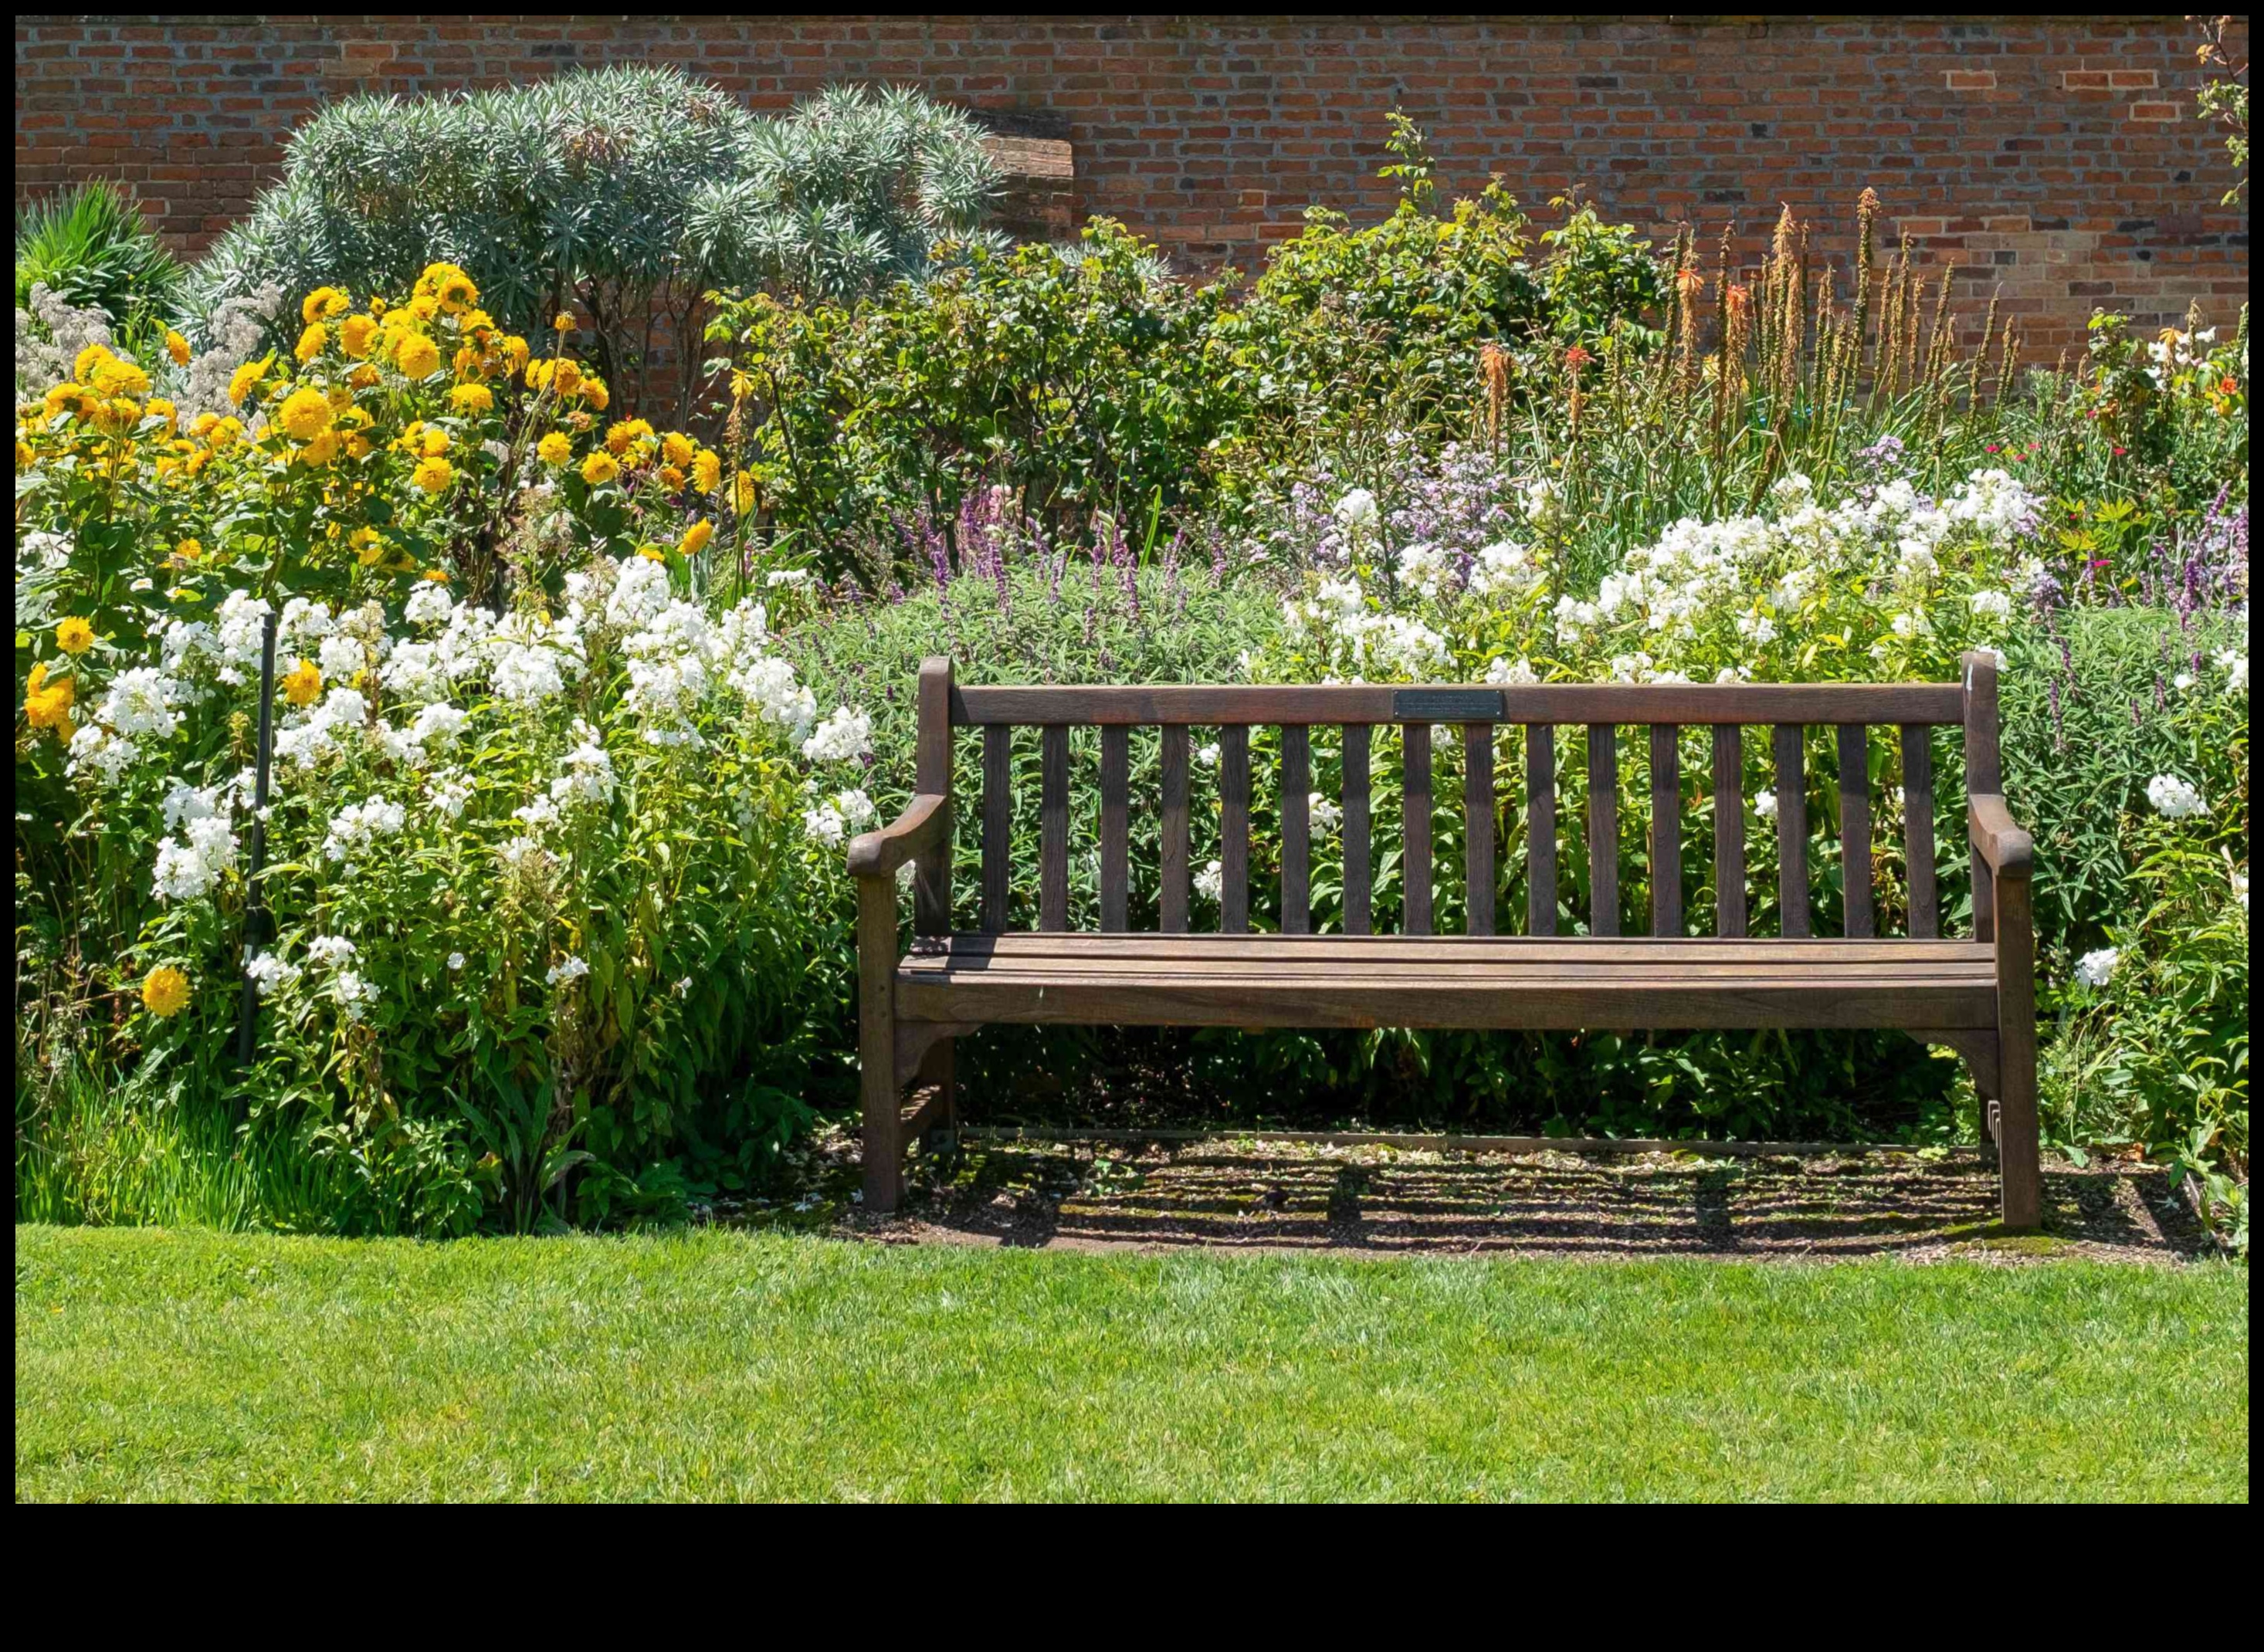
[917,933,1995,963]
[1465,723,1496,936]
[1839,723,1873,938]
[981,724,1012,933]
[953,682,1965,726]
[1159,725,1190,934]
[1902,723,1938,939]
[1713,724,1746,938]
[1280,725,1310,935]
[1220,724,1250,933]
[1039,723,1069,933]
[1402,723,1432,935]
[1962,652,2001,945]
[914,658,954,936]
[1527,724,1557,936]
[898,973,1996,1033]
[1650,723,1681,937]
[1342,725,1372,936]
[1099,724,1129,933]
[1588,724,1618,937]
[1774,723,1809,938]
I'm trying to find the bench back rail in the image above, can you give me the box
[913,665,2003,944]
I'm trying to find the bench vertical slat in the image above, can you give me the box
[1221,724,1250,933]
[1713,723,1747,937]
[1650,723,1682,937]
[1281,725,1311,934]
[1159,725,1190,933]
[1465,723,1496,936]
[1402,723,1433,935]
[1963,652,2001,945]
[1587,724,1619,936]
[1099,724,1130,933]
[1774,723,1810,937]
[1901,723,1938,939]
[1039,723,1070,931]
[981,724,1012,933]
[1838,723,1874,938]
[1342,725,1372,936]
[1527,724,1557,936]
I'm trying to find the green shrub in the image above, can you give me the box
[175,73,999,424]
[15,180,184,362]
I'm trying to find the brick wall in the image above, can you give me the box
[14,14,2249,357]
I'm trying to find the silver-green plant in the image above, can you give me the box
[176,69,1000,421]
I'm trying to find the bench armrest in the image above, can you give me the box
[1967,794,2033,879]
[846,792,949,881]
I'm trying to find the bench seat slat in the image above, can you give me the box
[913,934,1993,963]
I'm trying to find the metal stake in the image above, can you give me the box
[235,608,278,1064]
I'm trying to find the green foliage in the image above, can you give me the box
[2194,15,2249,204]
[175,72,998,421]
[14,181,184,361]
[718,219,1235,572]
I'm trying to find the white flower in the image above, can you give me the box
[97,667,181,740]
[1197,741,1222,769]
[832,788,877,829]
[307,935,359,969]
[324,795,407,862]
[1195,859,1224,902]
[2145,774,2206,819]
[513,794,563,831]
[2216,648,2248,697]
[802,803,848,847]
[1310,792,1343,834]
[447,952,467,972]
[1754,789,1778,821]
[549,725,615,807]
[1520,476,1561,526]
[1332,488,1379,533]
[2073,947,2120,989]
[2173,672,2195,692]
[317,633,365,682]
[1967,589,2012,623]
[151,811,238,902]
[765,568,813,587]
[491,644,565,704]
[332,970,380,1022]
[1484,655,1538,687]
[245,951,301,997]
[499,835,548,872]
[2233,871,2249,913]
[427,770,473,819]
[801,706,873,764]
[404,583,455,628]
[1472,540,1542,598]
[407,701,466,751]
[66,724,140,786]
[545,954,590,987]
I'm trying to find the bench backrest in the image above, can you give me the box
[906,655,2007,943]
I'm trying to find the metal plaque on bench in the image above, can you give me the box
[1391,689,1504,721]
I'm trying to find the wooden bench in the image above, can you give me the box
[846,654,2041,1230]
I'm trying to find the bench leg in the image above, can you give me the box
[917,1036,956,1146]
[1994,879,2042,1234]
[856,878,903,1215]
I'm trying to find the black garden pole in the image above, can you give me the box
[235,608,278,1064]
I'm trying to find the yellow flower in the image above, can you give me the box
[499,334,530,373]
[174,538,204,563]
[297,429,341,466]
[581,376,608,411]
[419,262,479,313]
[141,965,191,1019]
[394,333,442,381]
[348,363,381,390]
[448,381,494,416]
[227,355,273,406]
[25,662,76,738]
[580,451,619,486]
[17,438,33,469]
[554,312,576,333]
[56,616,96,655]
[679,520,714,558]
[635,542,667,562]
[419,427,451,458]
[205,415,245,450]
[662,431,696,467]
[281,658,323,706]
[339,313,378,358]
[412,455,455,493]
[344,432,374,459]
[537,431,573,466]
[301,286,351,325]
[657,464,686,490]
[691,449,722,494]
[368,294,388,317]
[294,322,328,364]
[146,396,178,435]
[422,567,450,584]
[277,386,334,442]
[165,329,191,367]
[605,417,653,456]
[73,342,114,383]
[43,381,87,420]
[733,469,758,516]
[551,359,583,398]
[83,349,150,398]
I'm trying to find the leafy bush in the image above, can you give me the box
[175,73,999,424]
[15,269,871,1232]
[15,181,184,364]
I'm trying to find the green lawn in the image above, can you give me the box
[15,1224,2247,1501]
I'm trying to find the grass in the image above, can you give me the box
[15,1224,2247,1501]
